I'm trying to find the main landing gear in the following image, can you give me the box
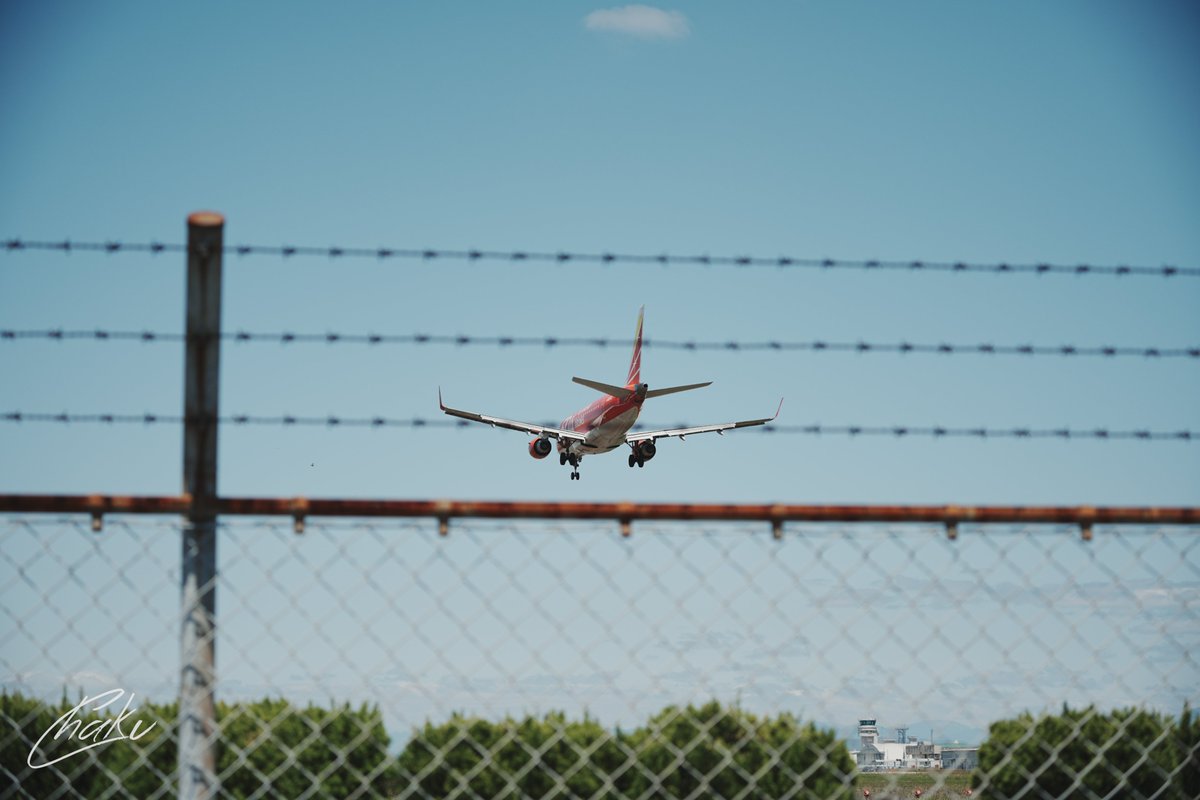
[627,440,656,469]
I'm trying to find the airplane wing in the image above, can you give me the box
[626,398,783,443]
[439,389,587,441]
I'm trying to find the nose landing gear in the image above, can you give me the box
[567,453,581,480]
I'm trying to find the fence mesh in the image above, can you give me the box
[2,515,1197,799]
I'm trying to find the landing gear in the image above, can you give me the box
[628,441,654,469]
[567,454,581,480]
[559,452,568,466]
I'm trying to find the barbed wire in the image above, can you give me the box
[3,240,187,256]
[5,238,1196,278]
[1,411,1193,441]
[4,328,1197,360]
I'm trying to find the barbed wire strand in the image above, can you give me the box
[1,412,1193,441]
[5,239,1196,278]
[3,329,1197,360]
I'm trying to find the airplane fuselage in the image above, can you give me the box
[558,383,648,456]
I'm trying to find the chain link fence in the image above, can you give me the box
[2,515,1197,798]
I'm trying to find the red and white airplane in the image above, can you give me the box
[438,307,781,479]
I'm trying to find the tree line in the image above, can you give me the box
[2,690,1197,798]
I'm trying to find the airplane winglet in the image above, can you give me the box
[773,397,784,420]
[438,386,445,411]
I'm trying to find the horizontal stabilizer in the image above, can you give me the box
[645,381,712,398]
[572,377,632,398]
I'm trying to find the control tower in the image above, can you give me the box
[858,719,879,748]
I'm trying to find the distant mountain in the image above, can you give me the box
[821,721,867,745]
[907,719,987,747]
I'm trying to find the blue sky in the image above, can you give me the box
[1,1,1198,743]
[1,0,1197,505]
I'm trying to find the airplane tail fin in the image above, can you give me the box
[645,381,712,398]
[578,308,708,400]
[626,305,644,386]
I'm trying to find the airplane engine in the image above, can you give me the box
[528,437,553,459]
[637,441,657,461]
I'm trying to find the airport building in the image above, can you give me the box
[940,747,980,770]
[849,719,979,771]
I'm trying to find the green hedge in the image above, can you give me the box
[2,690,392,798]
[10,690,1199,799]
[18,690,1200,796]
[4,692,853,798]
[974,704,1197,799]
[398,701,855,799]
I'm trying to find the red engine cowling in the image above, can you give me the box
[529,437,553,459]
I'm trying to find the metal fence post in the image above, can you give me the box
[179,211,223,799]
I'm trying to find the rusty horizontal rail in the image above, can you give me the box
[0,493,1197,527]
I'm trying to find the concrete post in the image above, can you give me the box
[179,211,223,799]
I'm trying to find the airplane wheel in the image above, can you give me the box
[637,459,644,468]
[560,453,567,466]
[628,454,636,468]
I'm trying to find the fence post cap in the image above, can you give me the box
[187,211,225,227]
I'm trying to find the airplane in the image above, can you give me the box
[438,307,782,479]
